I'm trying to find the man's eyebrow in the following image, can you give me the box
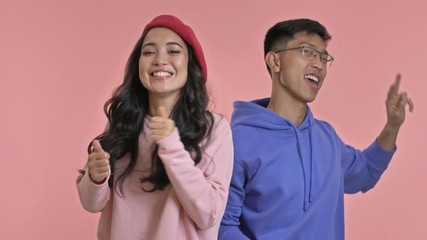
[299,42,329,54]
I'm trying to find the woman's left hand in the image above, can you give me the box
[149,106,176,143]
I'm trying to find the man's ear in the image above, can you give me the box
[265,52,280,73]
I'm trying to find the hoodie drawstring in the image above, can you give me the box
[294,122,314,211]
[295,130,307,211]
[308,126,313,203]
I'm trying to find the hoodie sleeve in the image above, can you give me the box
[157,117,234,230]
[341,137,395,194]
[76,165,111,213]
[219,159,251,240]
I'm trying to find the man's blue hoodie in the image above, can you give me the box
[219,98,395,240]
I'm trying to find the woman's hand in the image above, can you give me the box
[149,106,176,143]
[87,140,110,184]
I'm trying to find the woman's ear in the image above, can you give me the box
[265,52,280,73]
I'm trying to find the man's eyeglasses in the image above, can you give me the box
[274,46,334,66]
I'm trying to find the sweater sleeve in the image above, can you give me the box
[76,165,111,213]
[219,160,251,240]
[341,138,395,194]
[157,117,234,229]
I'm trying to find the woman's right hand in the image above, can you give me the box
[87,140,110,184]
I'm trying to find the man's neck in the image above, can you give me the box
[267,95,307,126]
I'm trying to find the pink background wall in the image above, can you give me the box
[1,0,426,239]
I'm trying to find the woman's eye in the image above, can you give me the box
[168,50,181,55]
[141,51,155,56]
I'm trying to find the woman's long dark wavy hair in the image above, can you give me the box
[85,31,213,195]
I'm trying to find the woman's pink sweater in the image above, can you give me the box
[77,114,233,239]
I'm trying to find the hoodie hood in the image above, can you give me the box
[231,98,313,131]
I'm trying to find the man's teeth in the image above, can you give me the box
[305,75,319,83]
[153,71,172,77]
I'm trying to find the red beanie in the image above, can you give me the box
[143,15,207,81]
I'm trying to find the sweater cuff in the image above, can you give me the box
[81,168,110,192]
[157,128,181,149]
[366,140,396,171]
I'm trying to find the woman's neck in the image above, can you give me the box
[148,94,178,117]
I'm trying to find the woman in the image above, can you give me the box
[76,15,233,240]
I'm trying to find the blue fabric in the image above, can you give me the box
[219,98,395,240]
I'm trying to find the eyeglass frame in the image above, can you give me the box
[274,45,334,66]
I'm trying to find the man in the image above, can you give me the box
[219,18,413,240]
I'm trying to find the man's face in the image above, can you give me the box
[273,31,329,104]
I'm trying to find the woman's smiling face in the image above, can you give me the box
[139,27,189,101]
